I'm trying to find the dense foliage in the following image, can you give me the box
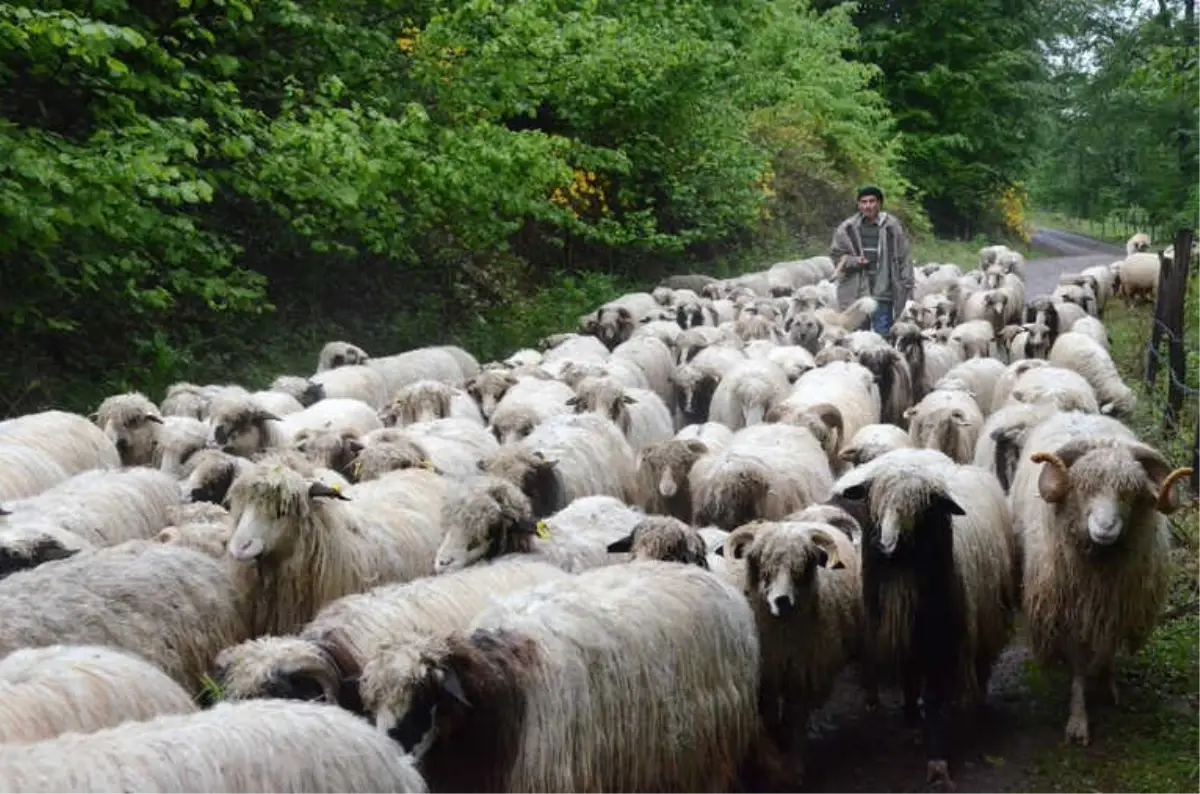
[0,0,917,413]
[1031,0,1198,235]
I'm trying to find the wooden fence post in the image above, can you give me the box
[1164,229,1195,430]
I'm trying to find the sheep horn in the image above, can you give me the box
[1156,468,1194,515]
[1030,452,1070,504]
[804,527,846,570]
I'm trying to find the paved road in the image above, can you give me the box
[1024,227,1126,298]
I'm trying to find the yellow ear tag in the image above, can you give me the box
[352,458,364,478]
[535,521,550,540]
[330,484,343,495]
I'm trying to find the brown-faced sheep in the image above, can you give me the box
[374,561,762,793]
[481,412,639,518]
[833,450,1017,788]
[225,459,445,635]
[0,644,197,743]
[636,435,721,522]
[1012,410,1190,746]
[690,424,833,530]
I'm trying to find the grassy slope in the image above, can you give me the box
[1023,264,1199,793]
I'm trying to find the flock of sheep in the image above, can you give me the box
[0,231,1192,793]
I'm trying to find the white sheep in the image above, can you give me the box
[373,561,762,792]
[1004,322,1054,362]
[890,321,964,402]
[382,380,485,428]
[1053,282,1098,318]
[671,343,747,425]
[584,292,661,349]
[948,318,998,359]
[0,699,428,793]
[690,423,833,529]
[904,381,985,464]
[935,357,1007,417]
[838,423,913,467]
[0,541,248,694]
[707,359,792,430]
[213,557,569,707]
[1048,331,1136,418]
[207,392,381,457]
[1069,315,1110,351]
[225,458,445,635]
[0,443,69,503]
[972,400,1060,492]
[0,644,197,743]
[269,376,326,408]
[770,360,882,467]
[486,377,576,445]
[609,334,675,405]
[1007,364,1102,414]
[1125,232,1151,256]
[567,377,675,452]
[1012,410,1190,746]
[310,364,392,410]
[834,450,1017,787]
[990,359,1049,409]
[845,333,915,427]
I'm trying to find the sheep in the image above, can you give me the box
[904,382,986,464]
[1053,297,1091,331]
[568,377,675,452]
[213,557,568,707]
[671,344,747,425]
[503,348,544,369]
[1012,410,1191,746]
[707,359,792,430]
[559,357,653,394]
[978,245,1010,269]
[480,412,638,518]
[935,357,1007,417]
[948,318,998,359]
[674,293,719,329]
[91,392,166,466]
[983,267,1027,312]
[584,292,661,349]
[269,375,327,408]
[770,360,881,467]
[436,476,642,574]
[847,334,914,426]
[381,380,485,428]
[539,333,611,374]
[675,324,742,363]
[374,561,762,793]
[0,443,69,503]
[605,515,712,568]
[636,425,733,522]
[159,382,211,419]
[0,410,118,480]
[207,393,381,458]
[838,423,913,467]
[1007,364,1102,414]
[690,423,833,530]
[0,542,247,694]
[0,699,428,793]
[0,467,181,576]
[973,401,1060,492]
[736,520,862,780]
[890,321,964,402]
[156,416,209,477]
[660,273,720,293]
[318,342,466,392]
[1080,264,1116,312]
[317,340,370,370]
[1048,331,1137,418]
[961,290,1013,334]
[1125,232,1151,256]
[310,365,392,410]
[1069,315,1110,351]
[990,359,1050,409]
[833,450,1017,787]
[996,249,1027,280]
[751,343,816,383]
[1024,295,1064,349]
[0,644,197,744]
[153,513,232,559]
[350,420,498,482]
[1053,282,1098,318]
[1005,322,1054,361]
[434,345,481,381]
[225,459,445,636]
[632,318,685,349]
[609,334,675,405]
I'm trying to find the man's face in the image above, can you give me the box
[858,195,880,220]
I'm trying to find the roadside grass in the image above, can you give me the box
[1024,264,1199,794]
[911,235,1044,267]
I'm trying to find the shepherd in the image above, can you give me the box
[830,186,914,337]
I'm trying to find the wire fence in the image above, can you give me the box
[1142,228,1198,495]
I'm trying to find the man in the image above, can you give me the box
[830,185,913,337]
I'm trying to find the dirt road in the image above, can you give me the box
[799,228,1127,793]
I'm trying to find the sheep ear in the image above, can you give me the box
[254,409,282,423]
[145,414,164,424]
[684,440,709,455]
[565,396,581,408]
[309,482,351,501]
[531,451,559,469]
[439,669,471,709]
[606,534,633,554]
[936,494,965,516]
[839,481,872,502]
[806,528,845,569]
[621,395,637,405]
[0,505,9,516]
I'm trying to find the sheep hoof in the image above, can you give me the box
[1065,715,1090,746]
[926,760,954,790]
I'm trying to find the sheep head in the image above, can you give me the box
[206,393,282,458]
[271,376,325,408]
[744,523,841,619]
[225,462,350,563]
[464,369,519,420]
[786,312,824,354]
[434,475,536,574]
[93,392,164,466]
[836,458,965,557]
[294,427,365,477]
[318,341,369,371]
[1030,441,1194,546]
[386,381,456,426]
[606,516,709,568]
[210,636,347,706]
[636,439,708,521]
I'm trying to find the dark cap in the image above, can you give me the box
[857,185,884,203]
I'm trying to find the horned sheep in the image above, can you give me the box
[225,459,445,636]
[0,644,197,744]
[1012,410,1190,746]
[834,449,1017,787]
[213,557,569,708]
[374,561,763,793]
[689,423,833,530]
[0,699,428,793]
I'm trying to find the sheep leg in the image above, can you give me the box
[1065,674,1090,745]
[922,675,956,790]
